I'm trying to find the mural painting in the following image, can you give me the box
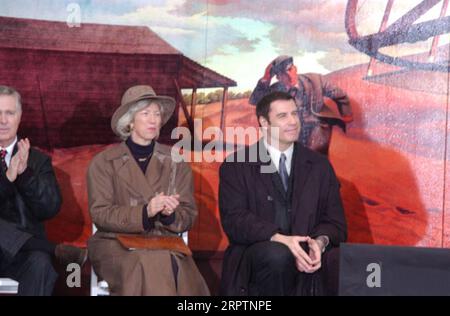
[1,1,450,290]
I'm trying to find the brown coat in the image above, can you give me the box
[87,142,210,296]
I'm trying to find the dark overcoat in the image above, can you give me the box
[0,145,61,260]
[219,140,347,295]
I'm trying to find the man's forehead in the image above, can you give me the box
[0,96,18,111]
[0,95,16,103]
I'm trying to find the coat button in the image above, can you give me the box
[240,287,246,294]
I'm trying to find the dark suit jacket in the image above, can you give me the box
[0,145,61,260]
[218,140,347,295]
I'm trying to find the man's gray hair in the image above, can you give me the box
[115,99,163,140]
[0,85,22,112]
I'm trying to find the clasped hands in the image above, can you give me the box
[147,192,180,217]
[271,233,323,273]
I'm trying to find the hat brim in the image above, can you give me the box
[111,95,176,137]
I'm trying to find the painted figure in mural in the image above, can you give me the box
[87,85,210,295]
[0,85,87,296]
[249,55,353,155]
[219,91,347,296]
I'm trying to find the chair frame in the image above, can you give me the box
[0,278,19,294]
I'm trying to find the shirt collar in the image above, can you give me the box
[263,138,294,175]
[0,136,18,167]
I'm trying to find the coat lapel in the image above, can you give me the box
[271,172,287,200]
[252,140,277,199]
[117,154,154,201]
[146,143,172,195]
[109,143,171,201]
[291,144,312,221]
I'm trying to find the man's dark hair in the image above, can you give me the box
[256,91,294,124]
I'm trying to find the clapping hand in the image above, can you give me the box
[6,138,30,182]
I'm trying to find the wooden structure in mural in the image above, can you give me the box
[346,0,450,76]
[0,16,236,148]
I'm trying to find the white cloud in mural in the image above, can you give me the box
[205,48,277,92]
[151,26,197,36]
[318,49,369,72]
[118,1,208,31]
[91,1,267,65]
[174,0,351,52]
[293,51,330,74]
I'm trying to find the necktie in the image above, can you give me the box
[279,153,289,191]
[0,148,7,173]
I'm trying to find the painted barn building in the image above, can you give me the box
[0,16,236,148]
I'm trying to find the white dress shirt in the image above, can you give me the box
[264,139,294,175]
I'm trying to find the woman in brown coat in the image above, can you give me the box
[87,85,210,296]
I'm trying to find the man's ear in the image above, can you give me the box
[258,116,268,127]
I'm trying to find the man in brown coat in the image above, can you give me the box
[219,91,347,296]
[87,85,209,295]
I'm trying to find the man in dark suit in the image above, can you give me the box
[219,91,347,296]
[0,85,87,295]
